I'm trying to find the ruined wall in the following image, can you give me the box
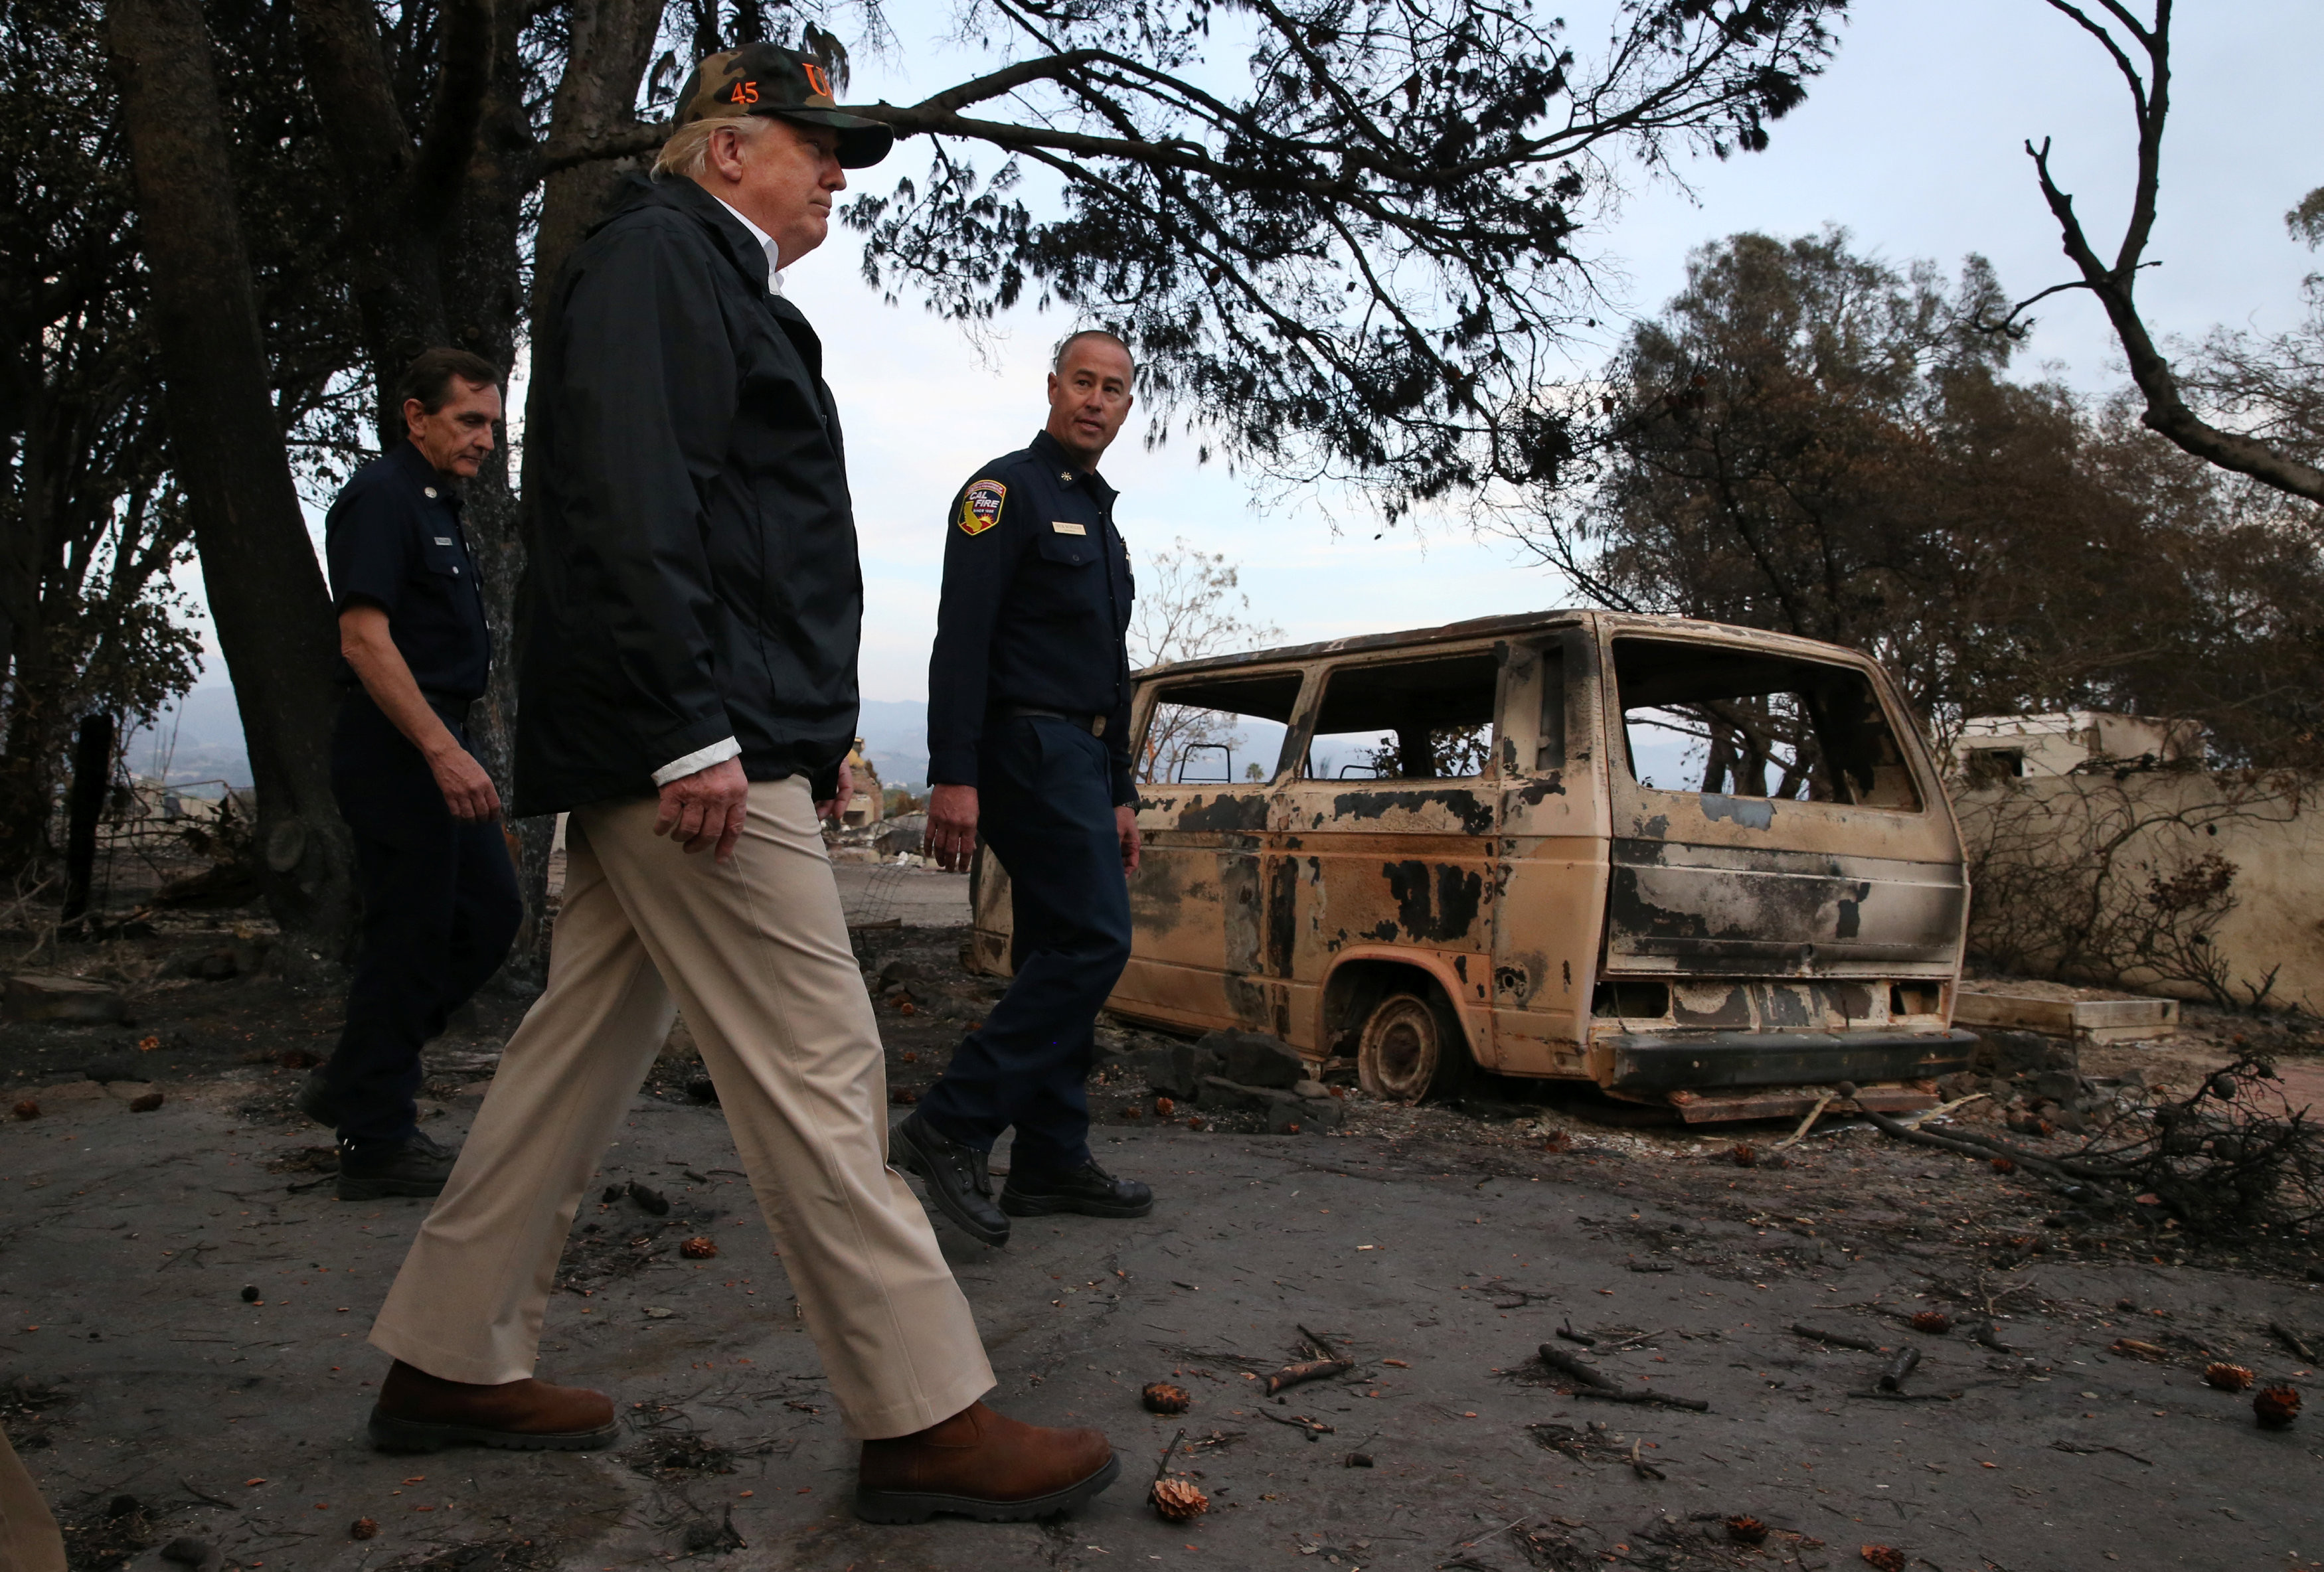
[1953,770,2324,1014]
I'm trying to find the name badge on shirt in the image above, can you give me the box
[434,536,454,546]
[1052,521,1087,536]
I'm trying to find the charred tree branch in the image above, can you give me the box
[2018,3,2324,503]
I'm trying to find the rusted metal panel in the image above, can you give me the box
[1111,784,1282,1036]
[1594,619,1967,984]
[1602,840,1968,975]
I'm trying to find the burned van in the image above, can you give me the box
[965,611,1975,1122]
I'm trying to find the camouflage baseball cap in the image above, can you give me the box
[675,43,893,168]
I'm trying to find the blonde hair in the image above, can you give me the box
[653,112,770,181]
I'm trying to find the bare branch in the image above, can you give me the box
[914,48,1104,117]
[2018,3,2324,504]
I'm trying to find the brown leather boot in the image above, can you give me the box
[855,1401,1118,1523]
[367,1360,620,1453]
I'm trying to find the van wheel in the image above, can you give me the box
[1356,992,1473,1103]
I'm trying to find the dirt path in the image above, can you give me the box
[0,923,2318,1570]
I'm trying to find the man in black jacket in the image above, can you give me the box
[360,45,1118,1524]
[899,332,1152,1247]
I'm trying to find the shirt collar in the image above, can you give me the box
[390,439,461,507]
[713,196,786,296]
[1030,429,1116,501]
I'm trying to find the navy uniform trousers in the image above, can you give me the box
[323,690,522,1149]
[914,714,1131,1176]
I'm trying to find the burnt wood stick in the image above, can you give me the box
[1536,1344,1620,1390]
[1967,1319,2020,1354]
[1792,1322,1886,1353]
[1877,1346,1923,1392]
[1570,1386,1712,1413]
[2271,1322,2318,1364]
[1862,1109,2117,1184]
[1266,1358,1353,1395]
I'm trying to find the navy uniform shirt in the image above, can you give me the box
[928,430,1136,804]
[324,440,492,701]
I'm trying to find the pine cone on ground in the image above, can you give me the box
[2255,1385,2302,1428]
[1141,1382,1191,1415]
[1909,1310,1950,1334]
[1149,1478,1208,1521]
[2203,1362,2254,1392]
[1725,1516,1768,1545]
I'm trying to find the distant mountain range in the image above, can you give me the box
[852,699,930,791]
[125,685,936,795]
[127,684,250,791]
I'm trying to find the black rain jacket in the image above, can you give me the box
[513,174,861,816]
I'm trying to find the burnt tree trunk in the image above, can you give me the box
[106,0,358,959]
[60,712,114,921]
[443,0,552,979]
[493,0,665,977]
[288,0,493,443]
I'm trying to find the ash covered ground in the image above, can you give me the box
[1,893,2320,1571]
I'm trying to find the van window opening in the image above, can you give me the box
[1138,672,1303,785]
[1611,639,1922,811]
[1300,653,1500,782]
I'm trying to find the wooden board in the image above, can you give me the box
[1954,986,2178,1042]
[1667,1083,1939,1125]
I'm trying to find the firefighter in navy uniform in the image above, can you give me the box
[297,349,522,1203]
[900,330,1153,1247]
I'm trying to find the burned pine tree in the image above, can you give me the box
[561,0,1854,512]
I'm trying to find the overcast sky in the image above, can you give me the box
[181,0,2324,718]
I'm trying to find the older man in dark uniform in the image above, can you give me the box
[900,330,1152,1247]
[299,349,521,1203]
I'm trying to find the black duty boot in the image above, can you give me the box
[893,1113,1010,1246]
[999,1159,1153,1219]
[295,1066,343,1131]
[338,1128,459,1202]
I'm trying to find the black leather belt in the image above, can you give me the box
[997,704,1107,738]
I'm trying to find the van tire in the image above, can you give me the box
[1356,990,1473,1103]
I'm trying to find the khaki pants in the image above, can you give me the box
[371,778,994,1439]
[0,1425,63,1572]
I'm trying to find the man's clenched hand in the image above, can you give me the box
[815,760,855,825]
[925,783,978,872]
[1116,804,1141,876]
[426,741,501,823]
[655,757,749,862]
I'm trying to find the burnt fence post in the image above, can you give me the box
[60,712,116,922]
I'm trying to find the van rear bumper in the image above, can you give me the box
[1599,1028,1975,1093]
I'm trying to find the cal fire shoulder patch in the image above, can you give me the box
[957,479,1007,536]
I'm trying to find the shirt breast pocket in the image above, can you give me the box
[1034,532,1096,570]
[420,540,466,582]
